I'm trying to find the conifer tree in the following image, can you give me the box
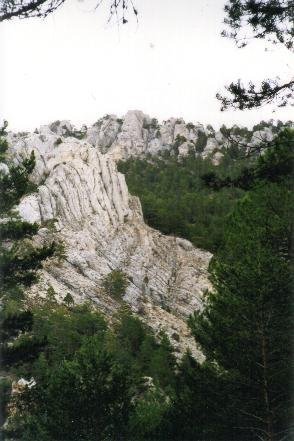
[0,122,58,369]
[0,122,57,303]
[189,135,293,441]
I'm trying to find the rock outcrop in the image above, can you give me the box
[6,112,286,356]
[7,125,211,358]
[86,110,206,160]
[79,110,280,163]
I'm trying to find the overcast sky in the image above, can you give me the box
[1,0,293,131]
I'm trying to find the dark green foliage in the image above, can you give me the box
[0,121,8,161]
[220,123,253,143]
[63,292,74,306]
[0,150,37,213]
[0,220,38,240]
[223,0,293,49]
[0,240,58,291]
[218,1,293,109]
[0,136,8,162]
[217,78,294,110]
[151,132,294,441]
[253,119,293,134]
[201,128,294,190]
[18,336,131,441]
[0,123,63,414]
[165,354,231,441]
[128,387,171,440]
[195,130,208,152]
[118,154,244,251]
[0,302,108,386]
[102,269,129,299]
[171,135,187,155]
[174,134,186,146]
[30,302,107,368]
[1,310,33,341]
[0,379,11,429]
[188,150,293,440]
[253,120,273,132]
[2,335,47,367]
[206,124,215,135]
[186,122,195,131]
[54,137,62,146]
[113,312,176,390]
[1,124,292,441]
[255,128,294,183]
[143,118,159,131]
[0,123,61,307]
[147,332,175,389]
[5,308,176,441]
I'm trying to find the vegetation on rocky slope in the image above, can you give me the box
[0,126,293,441]
[118,136,253,252]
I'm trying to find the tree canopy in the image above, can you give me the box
[187,130,293,441]
[0,119,292,440]
[218,0,294,110]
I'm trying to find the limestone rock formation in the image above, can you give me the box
[85,111,206,160]
[7,113,283,356]
[78,110,280,164]
[7,127,211,358]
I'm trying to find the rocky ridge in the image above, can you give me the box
[6,111,285,356]
[6,120,213,358]
[81,110,277,163]
[12,110,279,165]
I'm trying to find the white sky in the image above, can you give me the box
[1,0,293,131]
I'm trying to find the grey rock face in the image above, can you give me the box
[81,111,278,164]
[84,112,210,160]
[8,129,211,358]
[86,115,122,153]
[7,113,280,356]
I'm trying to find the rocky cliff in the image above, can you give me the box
[7,119,213,358]
[6,111,284,356]
[82,110,276,163]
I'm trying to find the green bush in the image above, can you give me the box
[102,269,129,299]
[195,131,208,153]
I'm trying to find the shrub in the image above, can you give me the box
[143,118,159,131]
[186,123,195,131]
[102,270,129,299]
[54,137,62,146]
[195,131,208,153]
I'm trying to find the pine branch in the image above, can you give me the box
[217,78,294,110]
[0,0,66,21]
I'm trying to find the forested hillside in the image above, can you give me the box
[117,123,279,252]
[1,0,292,438]
[1,123,293,441]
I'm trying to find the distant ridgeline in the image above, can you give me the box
[114,116,292,252]
[9,113,292,253]
[31,111,292,164]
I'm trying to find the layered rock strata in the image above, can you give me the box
[7,128,211,358]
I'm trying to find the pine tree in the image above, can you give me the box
[0,122,58,382]
[189,138,293,440]
[0,122,58,303]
